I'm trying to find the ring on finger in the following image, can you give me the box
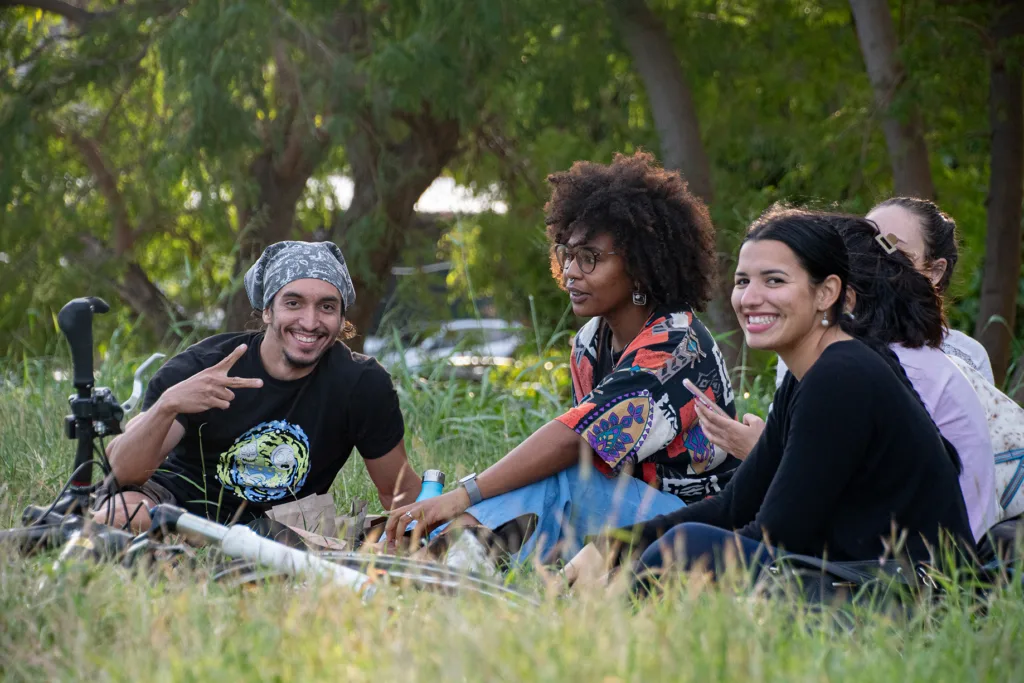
[403,510,414,519]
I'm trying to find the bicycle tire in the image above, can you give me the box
[211,552,539,607]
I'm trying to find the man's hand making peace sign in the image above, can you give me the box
[160,344,264,414]
[104,344,264,487]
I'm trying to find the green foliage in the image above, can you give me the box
[0,0,1021,375]
[436,0,1021,375]
[443,212,569,329]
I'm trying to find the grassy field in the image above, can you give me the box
[2,355,1024,682]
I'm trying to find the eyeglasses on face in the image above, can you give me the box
[552,244,618,274]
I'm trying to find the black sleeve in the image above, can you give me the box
[633,485,735,545]
[735,355,873,551]
[348,362,405,459]
[620,434,771,554]
[605,373,794,560]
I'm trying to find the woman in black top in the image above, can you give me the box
[568,207,973,586]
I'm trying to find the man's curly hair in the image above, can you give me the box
[544,150,718,311]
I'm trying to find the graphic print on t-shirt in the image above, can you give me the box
[215,419,311,503]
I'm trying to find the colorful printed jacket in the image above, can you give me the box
[556,308,741,503]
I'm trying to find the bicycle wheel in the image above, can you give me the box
[211,552,538,607]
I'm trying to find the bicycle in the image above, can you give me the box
[0,296,537,607]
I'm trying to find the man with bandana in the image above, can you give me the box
[92,241,420,531]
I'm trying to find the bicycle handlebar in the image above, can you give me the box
[121,352,166,416]
[57,297,109,392]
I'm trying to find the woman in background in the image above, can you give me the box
[866,198,993,381]
[773,198,992,386]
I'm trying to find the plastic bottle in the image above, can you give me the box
[405,470,446,537]
[415,469,446,502]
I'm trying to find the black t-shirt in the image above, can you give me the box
[142,332,405,522]
[629,339,973,563]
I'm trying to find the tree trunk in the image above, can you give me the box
[334,116,462,353]
[116,262,183,342]
[606,0,711,202]
[606,0,742,372]
[63,130,182,342]
[224,145,326,331]
[75,235,182,342]
[849,0,935,199]
[977,0,1024,388]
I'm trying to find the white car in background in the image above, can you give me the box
[366,318,525,378]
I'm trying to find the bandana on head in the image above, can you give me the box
[243,241,356,312]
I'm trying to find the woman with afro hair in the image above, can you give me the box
[384,151,739,565]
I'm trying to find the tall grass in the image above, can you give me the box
[2,352,1023,681]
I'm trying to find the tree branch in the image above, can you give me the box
[97,52,150,143]
[477,124,544,204]
[272,41,315,179]
[61,129,135,255]
[75,235,183,342]
[0,0,105,27]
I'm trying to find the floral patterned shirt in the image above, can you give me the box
[556,308,741,503]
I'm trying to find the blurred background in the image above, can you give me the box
[1,0,1022,401]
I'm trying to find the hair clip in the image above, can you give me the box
[874,232,899,255]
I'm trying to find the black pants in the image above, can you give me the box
[632,522,776,593]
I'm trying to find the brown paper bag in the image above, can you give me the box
[266,495,386,551]
[266,492,338,536]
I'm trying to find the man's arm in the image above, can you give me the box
[363,440,420,511]
[105,407,186,486]
[107,343,262,486]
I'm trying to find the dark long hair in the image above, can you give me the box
[744,205,962,474]
[872,197,959,293]
[833,216,946,348]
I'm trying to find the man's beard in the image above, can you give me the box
[282,348,321,369]
[268,324,329,369]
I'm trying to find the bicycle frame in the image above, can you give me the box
[148,504,375,596]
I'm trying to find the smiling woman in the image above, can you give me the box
[589,208,975,594]
[747,204,998,541]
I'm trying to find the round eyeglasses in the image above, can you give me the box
[552,244,618,274]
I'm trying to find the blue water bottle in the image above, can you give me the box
[415,469,446,502]
[405,469,446,538]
